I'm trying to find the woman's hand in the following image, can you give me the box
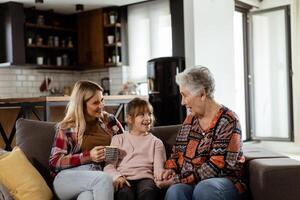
[90,146,105,163]
[155,177,175,189]
[155,169,176,181]
[113,176,131,191]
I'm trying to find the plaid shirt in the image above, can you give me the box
[49,114,124,176]
[165,106,246,193]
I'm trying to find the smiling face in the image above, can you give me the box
[179,85,206,117]
[128,111,153,135]
[85,90,104,120]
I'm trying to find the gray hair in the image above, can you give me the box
[176,66,215,99]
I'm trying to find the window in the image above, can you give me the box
[249,6,293,141]
[234,3,293,141]
[127,0,172,82]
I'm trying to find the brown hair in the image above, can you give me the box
[126,97,155,130]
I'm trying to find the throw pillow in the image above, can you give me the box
[0,147,53,200]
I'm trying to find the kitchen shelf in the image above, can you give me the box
[104,43,122,47]
[103,23,121,28]
[24,8,78,68]
[26,44,76,51]
[103,7,122,66]
[25,22,76,32]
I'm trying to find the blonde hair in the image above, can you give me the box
[60,80,103,146]
[126,98,155,131]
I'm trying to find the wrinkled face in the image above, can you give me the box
[179,85,205,117]
[129,111,152,134]
[85,90,104,120]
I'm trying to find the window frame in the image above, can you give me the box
[248,5,294,141]
[235,2,252,141]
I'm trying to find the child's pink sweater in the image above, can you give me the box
[104,132,166,181]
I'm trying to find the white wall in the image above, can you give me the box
[183,0,300,154]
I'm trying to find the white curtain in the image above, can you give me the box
[128,0,172,82]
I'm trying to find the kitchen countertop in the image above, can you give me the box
[0,95,148,104]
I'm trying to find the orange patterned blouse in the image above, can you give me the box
[165,106,246,193]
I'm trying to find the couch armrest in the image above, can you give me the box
[249,157,300,200]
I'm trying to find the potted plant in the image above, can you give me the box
[108,11,117,24]
[27,32,35,45]
[112,49,120,64]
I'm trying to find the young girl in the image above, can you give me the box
[104,97,166,200]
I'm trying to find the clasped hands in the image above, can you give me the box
[154,169,176,189]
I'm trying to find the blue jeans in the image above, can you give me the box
[165,178,238,200]
[53,164,113,200]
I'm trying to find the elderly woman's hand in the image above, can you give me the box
[155,177,175,189]
[155,169,176,181]
[113,176,131,191]
[90,146,105,163]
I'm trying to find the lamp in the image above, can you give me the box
[35,0,44,3]
[76,4,84,12]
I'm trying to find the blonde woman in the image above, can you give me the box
[49,80,124,200]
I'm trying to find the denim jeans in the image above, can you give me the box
[164,178,238,200]
[53,164,113,200]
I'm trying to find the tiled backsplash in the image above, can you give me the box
[0,67,127,98]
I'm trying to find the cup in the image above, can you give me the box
[104,146,118,163]
[107,35,114,44]
[37,57,43,65]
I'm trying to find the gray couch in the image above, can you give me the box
[1,118,300,200]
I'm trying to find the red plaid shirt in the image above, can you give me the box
[49,114,124,176]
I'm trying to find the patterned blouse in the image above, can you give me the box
[165,106,246,193]
[49,113,124,177]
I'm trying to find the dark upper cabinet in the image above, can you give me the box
[0,2,25,65]
[77,9,104,69]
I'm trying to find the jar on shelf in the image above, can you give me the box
[54,36,59,47]
[48,36,53,46]
[67,37,73,48]
[37,15,45,25]
[36,35,43,46]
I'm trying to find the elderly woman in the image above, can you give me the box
[49,80,124,200]
[155,66,246,200]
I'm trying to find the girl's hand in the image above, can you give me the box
[113,176,131,191]
[155,177,175,189]
[90,146,105,163]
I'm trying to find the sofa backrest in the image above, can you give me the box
[16,118,56,186]
[151,125,181,158]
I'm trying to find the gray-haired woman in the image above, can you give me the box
[155,66,246,200]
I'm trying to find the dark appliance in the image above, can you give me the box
[147,57,186,126]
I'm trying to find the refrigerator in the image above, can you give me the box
[147,57,186,126]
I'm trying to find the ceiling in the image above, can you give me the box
[0,0,148,14]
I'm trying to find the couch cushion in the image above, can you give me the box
[16,118,56,186]
[151,125,181,158]
[249,157,300,200]
[0,147,52,200]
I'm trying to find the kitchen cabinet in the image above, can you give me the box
[77,9,104,69]
[24,8,78,69]
[0,2,25,66]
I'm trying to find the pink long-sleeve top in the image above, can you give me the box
[104,132,166,181]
